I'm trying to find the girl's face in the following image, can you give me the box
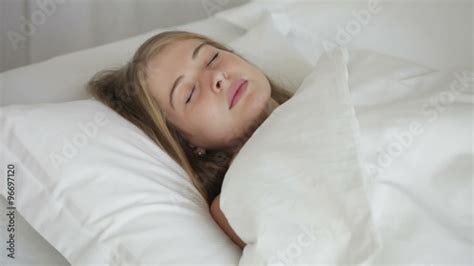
[146,38,275,150]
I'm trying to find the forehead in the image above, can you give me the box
[146,38,203,78]
[145,38,204,106]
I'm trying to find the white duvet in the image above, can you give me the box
[351,50,473,264]
[221,48,473,265]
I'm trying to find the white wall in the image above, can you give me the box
[0,0,249,73]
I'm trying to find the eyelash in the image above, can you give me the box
[185,52,219,104]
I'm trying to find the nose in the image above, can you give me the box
[210,71,227,93]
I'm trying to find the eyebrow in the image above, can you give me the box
[169,41,210,110]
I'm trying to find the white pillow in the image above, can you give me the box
[0,15,246,266]
[215,1,289,33]
[0,12,313,265]
[220,48,379,264]
[0,16,245,106]
[218,1,473,69]
[0,100,242,265]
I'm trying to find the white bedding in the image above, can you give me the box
[222,48,380,264]
[0,15,245,266]
[222,47,473,264]
[350,50,473,264]
[217,4,472,263]
[217,0,473,70]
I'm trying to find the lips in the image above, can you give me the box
[228,78,248,109]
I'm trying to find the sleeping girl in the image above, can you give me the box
[86,31,293,249]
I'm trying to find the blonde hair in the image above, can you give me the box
[86,31,293,205]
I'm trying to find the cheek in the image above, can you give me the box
[189,103,230,131]
[254,68,271,93]
[186,106,237,146]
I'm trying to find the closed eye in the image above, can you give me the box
[186,86,195,104]
[207,52,219,66]
[185,52,219,104]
